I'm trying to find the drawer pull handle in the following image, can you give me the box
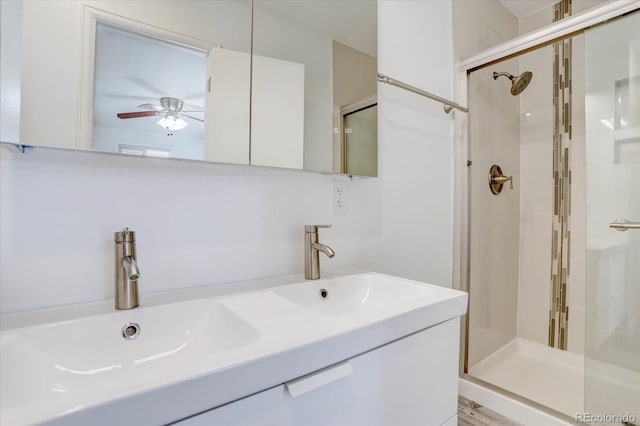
[285,361,353,397]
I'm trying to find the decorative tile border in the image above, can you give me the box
[549,0,572,350]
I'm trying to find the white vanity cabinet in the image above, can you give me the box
[176,318,460,426]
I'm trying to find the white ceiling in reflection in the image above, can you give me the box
[254,0,377,57]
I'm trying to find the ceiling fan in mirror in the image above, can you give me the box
[116,96,204,133]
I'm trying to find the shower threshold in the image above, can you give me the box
[469,338,584,417]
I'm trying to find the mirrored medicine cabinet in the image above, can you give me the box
[0,0,378,177]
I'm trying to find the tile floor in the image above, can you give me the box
[458,396,522,425]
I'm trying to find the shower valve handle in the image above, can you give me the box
[490,175,513,189]
[488,165,513,195]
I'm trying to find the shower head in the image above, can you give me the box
[493,71,533,95]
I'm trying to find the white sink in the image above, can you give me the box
[0,270,467,425]
[274,273,435,317]
[1,298,259,424]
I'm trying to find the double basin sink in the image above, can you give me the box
[0,271,467,425]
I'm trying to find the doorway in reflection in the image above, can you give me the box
[92,22,207,160]
[342,104,378,177]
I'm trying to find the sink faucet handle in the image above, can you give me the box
[305,225,332,233]
[114,228,136,243]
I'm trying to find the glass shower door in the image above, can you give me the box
[343,105,378,177]
[585,10,640,425]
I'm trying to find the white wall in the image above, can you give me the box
[0,0,21,144]
[0,0,454,314]
[518,0,607,34]
[0,148,360,312]
[452,0,518,61]
[353,0,453,284]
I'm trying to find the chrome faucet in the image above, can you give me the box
[114,228,140,310]
[304,225,335,280]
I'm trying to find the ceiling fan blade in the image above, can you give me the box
[117,111,159,119]
[180,110,204,113]
[137,103,163,111]
[180,114,204,123]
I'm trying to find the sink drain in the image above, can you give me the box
[122,322,140,340]
[319,288,329,299]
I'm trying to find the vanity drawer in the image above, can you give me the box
[175,318,459,426]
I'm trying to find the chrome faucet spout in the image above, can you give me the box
[304,225,335,280]
[122,256,140,281]
[312,242,335,258]
[114,228,140,310]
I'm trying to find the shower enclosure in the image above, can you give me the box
[461,7,639,424]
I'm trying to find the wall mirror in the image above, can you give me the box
[251,0,378,176]
[8,0,252,165]
[1,0,377,177]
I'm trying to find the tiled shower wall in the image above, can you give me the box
[459,0,607,363]
[467,60,521,367]
[516,2,597,355]
[453,0,520,368]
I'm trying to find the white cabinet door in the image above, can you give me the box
[205,48,251,164]
[176,318,460,426]
[250,55,305,169]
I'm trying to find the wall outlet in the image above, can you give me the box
[332,181,348,213]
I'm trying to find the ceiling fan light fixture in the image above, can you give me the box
[157,116,188,131]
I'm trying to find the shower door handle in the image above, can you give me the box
[609,218,640,231]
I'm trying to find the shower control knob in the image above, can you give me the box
[491,175,513,189]
[488,165,513,194]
